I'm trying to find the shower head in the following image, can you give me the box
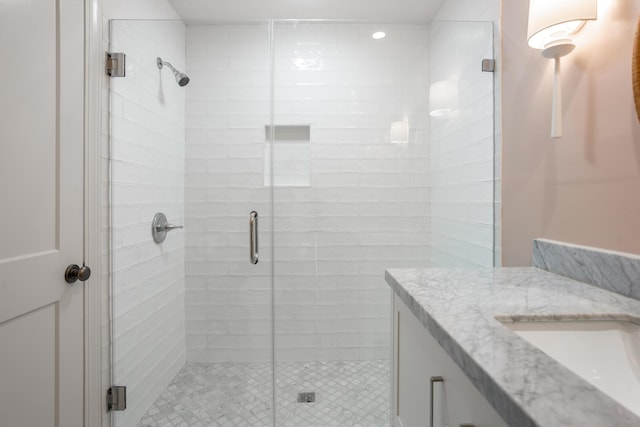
[157,57,190,87]
[175,72,190,87]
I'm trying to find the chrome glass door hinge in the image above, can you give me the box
[481,59,495,72]
[105,52,126,77]
[107,386,127,411]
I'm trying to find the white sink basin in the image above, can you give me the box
[500,319,640,416]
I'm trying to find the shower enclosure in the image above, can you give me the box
[108,18,495,427]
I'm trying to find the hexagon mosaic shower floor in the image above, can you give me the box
[136,360,390,427]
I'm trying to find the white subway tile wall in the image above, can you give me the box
[185,23,274,363]
[185,22,431,363]
[109,20,187,427]
[429,20,496,267]
[273,23,430,362]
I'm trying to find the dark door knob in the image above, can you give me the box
[65,264,92,283]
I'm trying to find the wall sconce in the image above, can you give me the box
[527,0,597,138]
[429,80,459,119]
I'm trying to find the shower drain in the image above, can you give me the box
[297,392,316,403]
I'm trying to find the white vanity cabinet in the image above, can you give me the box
[392,293,509,427]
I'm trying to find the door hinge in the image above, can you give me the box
[105,52,126,77]
[107,386,127,411]
[481,58,495,73]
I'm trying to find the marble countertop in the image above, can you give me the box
[385,267,640,427]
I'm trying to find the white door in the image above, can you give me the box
[0,0,86,426]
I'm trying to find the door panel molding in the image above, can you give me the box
[0,0,87,425]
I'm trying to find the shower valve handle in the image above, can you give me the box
[160,223,183,232]
[152,212,183,244]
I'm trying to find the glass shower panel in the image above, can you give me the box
[108,17,495,427]
[429,21,496,268]
[271,21,432,426]
[109,20,274,427]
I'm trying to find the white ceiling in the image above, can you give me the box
[168,0,446,24]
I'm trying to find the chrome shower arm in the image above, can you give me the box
[157,57,177,73]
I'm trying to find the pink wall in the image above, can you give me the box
[502,0,640,266]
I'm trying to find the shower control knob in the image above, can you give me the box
[65,264,92,284]
[152,212,184,243]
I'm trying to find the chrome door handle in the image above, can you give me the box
[430,376,444,427]
[249,211,259,264]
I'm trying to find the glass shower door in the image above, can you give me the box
[109,20,275,427]
[269,19,495,426]
[270,21,432,427]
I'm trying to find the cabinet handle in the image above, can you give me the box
[430,376,444,427]
[460,425,476,427]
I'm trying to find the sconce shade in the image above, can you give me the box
[527,0,597,49]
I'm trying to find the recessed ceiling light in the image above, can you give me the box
[372,31,386,40]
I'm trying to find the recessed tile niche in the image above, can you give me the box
[264,125,312,187]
